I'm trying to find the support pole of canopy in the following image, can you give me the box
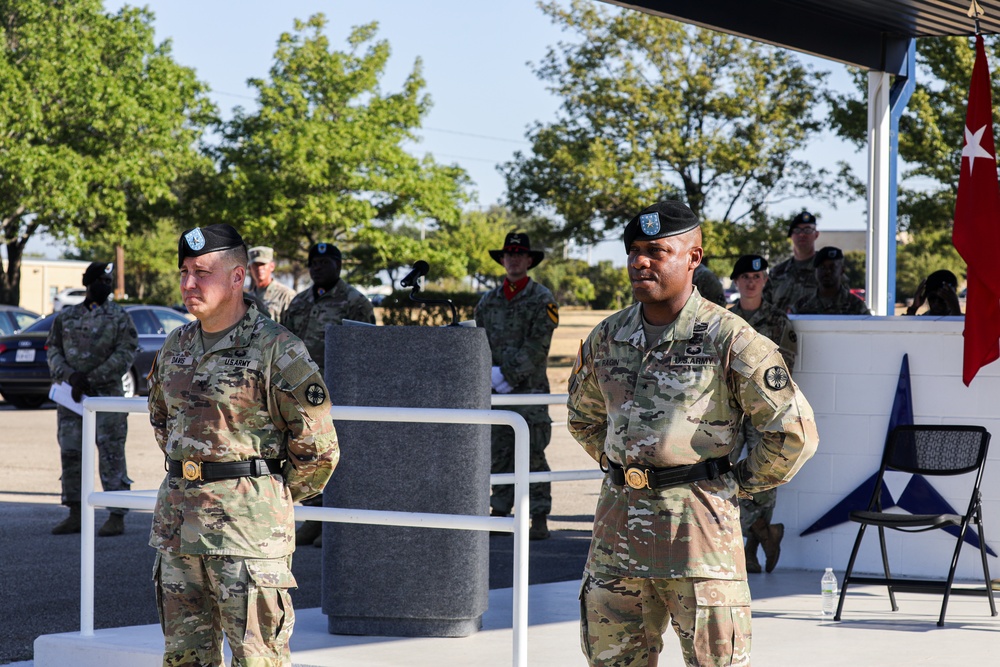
[866,39,916,316]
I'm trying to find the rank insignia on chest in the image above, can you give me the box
[305,383,326,406]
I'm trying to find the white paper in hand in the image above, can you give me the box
[48,381,85,416]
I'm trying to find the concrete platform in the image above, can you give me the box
[27,570,1000,667]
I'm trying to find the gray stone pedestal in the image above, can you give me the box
[321,325,491,637]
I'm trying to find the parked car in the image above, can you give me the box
[52,288,88,312]
[0,305,192,409]
[0,305,40,336]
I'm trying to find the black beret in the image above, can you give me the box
[308,242,342,263]
[178,224,245,268]
[623,201,700,251]
[788,211,817,237]
[813,246,844,267]
[926,269,958,293]
[82,262,113,286]
[730,255,769,280]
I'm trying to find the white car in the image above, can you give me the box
[52,288,87,312]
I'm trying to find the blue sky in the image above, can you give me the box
[30,0,867,263]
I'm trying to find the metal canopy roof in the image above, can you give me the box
[606,0,1000,73]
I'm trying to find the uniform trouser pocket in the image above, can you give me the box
[242,557,298,650]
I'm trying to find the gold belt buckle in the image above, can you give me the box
[182,460,203,482]
[624,466,650,490]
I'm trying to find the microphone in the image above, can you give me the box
[399,260,429,288]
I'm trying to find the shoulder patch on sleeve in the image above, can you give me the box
[730,331,779,379]
[277,354,319,390]
[547,303,559,325]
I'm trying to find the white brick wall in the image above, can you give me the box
[779,315,1000,579]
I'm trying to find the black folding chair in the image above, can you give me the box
[835,424,996,626]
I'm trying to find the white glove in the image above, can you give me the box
[491,366,504,390]
[496,379,514,394]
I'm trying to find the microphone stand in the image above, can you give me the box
[407,280,460,327]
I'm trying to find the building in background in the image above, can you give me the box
[5,259,91,315]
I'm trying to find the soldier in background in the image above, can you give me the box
[476,232,559,541]
[766,210,822,312]
[905,269,962,316]
[283,241,374,547]
[149,224,338,666]
[692,262,726,306]
[727,254,798,574]
[47,261,138,537]
[568,201,818,666]
[247,245,296,322]
[283,243,376,377]
[791,246,871,315]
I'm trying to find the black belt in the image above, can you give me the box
[167,458,284,482]
[603,456,732,490]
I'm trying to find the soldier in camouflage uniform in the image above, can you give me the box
[283,242,374,547]
[568,201,818,667]
[476,232,559,541]
[247,246,296,322]
[765,210,822,312]
[790,246,871,315]
[727,255,799,574]
[283,242,376,378]
[149,224,339,667]
[47,261,138,537]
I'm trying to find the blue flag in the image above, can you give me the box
[800,354,995,556]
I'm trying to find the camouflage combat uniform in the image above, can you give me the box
[475,279,559,516]
[765,256,817,313]
[727,300,798,532]
[568,291,818,667]
[251,280,296,323]
[282,280,375,376]
[148,302,339,667]
[47,301,139,511]
[791,286,871,315]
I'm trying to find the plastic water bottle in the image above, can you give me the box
[821,567,838,618]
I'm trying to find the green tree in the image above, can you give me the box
[0,0,215,305]
[502,0,841,247]
[214,14,470,268]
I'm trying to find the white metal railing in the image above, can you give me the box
[79,392,595,667]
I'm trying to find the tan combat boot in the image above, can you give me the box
[52,503,81,535]
[751,518,784,573]
[98,514,125,537]
[529,514,550,541]
[744,533,762,574]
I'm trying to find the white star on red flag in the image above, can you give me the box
[963,124,995,175]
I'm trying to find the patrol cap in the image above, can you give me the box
[82,262,113,286]
[730,254,769,280]
[813,246,844,267]
[247,246,274,265]
[926,269,958,293]
[178,224,245,268]
[788,211,817,237]
[308,242,342,263]
[623,201,700,251]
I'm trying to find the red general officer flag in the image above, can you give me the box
[953,35,1000,386]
